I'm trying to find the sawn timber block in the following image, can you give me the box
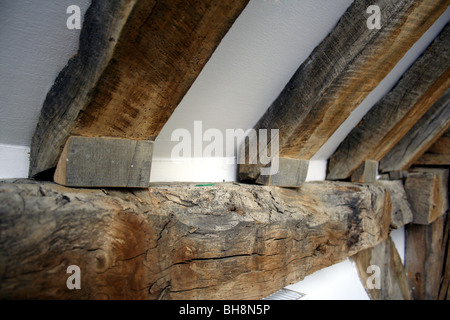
[256,158,309,187]
[404,168,449,225]
[54,136,153,188]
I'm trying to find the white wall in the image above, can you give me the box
[0,0,446,300]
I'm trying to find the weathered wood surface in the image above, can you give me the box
[414,128,450,166]
[239,0,449,184]
[438,214,450,300]
[405,215,447,300]
[379,89,450,172]
[352,236,412,300]
[29,0,249,178]
[351,160,378,183]
[255,158,309,187]
[0,180,391,300]
[54,136,153,188]
[376,180,413,229]
[328,23,450,180]
[404,168,449,225]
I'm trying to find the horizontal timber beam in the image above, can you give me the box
[327,23,450,180]
[0,180,391,299]
[29,0,249,178]
[239,0,449,185]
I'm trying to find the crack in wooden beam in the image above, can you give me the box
[0,180,391,300]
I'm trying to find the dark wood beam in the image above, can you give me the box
[238,0,449,185]
[29,0,249,178]
[0,180,391,299]
[327,24,450,180]
[379,90,450,172]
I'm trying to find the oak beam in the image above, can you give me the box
[404,168,449,225]
[328,24,450,180]
[239,0,449,184]
[0,180,391,300]
[352,236,412,300]
[379,90,450,172]
[414,128,450,166]
[54,136,153,188]
[405,215,447,300]
[29,0,249,178]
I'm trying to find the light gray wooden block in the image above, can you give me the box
[256,158,309,187]
[54,136,153,188]
[376,180,413,229]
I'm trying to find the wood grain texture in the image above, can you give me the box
[351,160,378,183]
[379,90,450,172]
[0,180,391,300]
[328,23,450,180]
[376,180,413,229]
[352,236,412,300]
[405,215,446,300]
[414,128,450,166]
[404,168,449,225]
[239,0,450,183]
[54,136,153,188]
[29,0,249,178]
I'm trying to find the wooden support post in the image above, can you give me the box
[414,128,450,166]
[405,215,447,300]
[352,236,412,300]
[351,160,378,183]
[54,136,153,188]
[0,180,391,300]
[404,168,449,225]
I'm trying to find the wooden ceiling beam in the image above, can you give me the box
[239,0,449,185]
[414,127,450,166]
[328,24,450,180]
[29,0,249,178]
[379,90,450,173]
[0,180,391,299]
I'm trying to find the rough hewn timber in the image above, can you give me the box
[328,23,450,180]
[414,128,450,166]
[0,180,391,300]
[352,236,412,300]
[379,89,450,172]
[404,168,449,225]
[405,215,447,300]
[29,0,249,178]
[239,0,449,184]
